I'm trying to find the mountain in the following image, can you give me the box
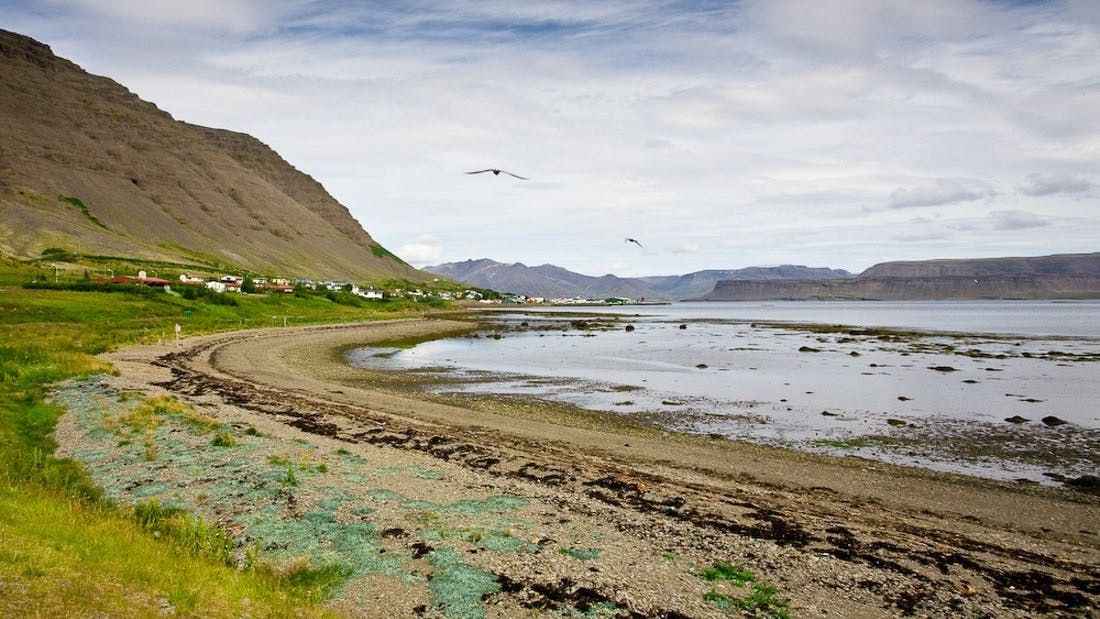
[699,252,1100,301]
[636,266,851,300]
[425,259,850,300]
[0,29,424,281]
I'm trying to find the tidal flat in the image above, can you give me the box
[347,303,1100,486]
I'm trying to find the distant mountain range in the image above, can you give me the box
[424,259,851,300]
[700,252,1100,301]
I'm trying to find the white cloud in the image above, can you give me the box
[989,210,1051,231]
[396,236,444,266]
[1018,173,1095,197]
[888,179,994,209]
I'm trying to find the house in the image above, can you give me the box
[205,281,227,293]
[179,274,205,285]
[220,275,243,284]
[357,289,383,299]
[110,275,171,288]
[463,290,484,300]
[323,281,359,294]
[271,278,291,286]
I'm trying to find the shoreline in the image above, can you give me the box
[347,311,1100,486]
[91,317,1100,617]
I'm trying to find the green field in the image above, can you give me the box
[0,256,444,616]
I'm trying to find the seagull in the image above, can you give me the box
[625,238,644,248]
[466,169,528,180]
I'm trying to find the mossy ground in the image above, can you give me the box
[53,378,549,616]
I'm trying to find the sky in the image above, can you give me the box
[4,0,1099,275]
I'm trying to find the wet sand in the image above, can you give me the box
[100,318,1100,617]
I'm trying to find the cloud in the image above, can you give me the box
[892,231,951,242]
[888,179,994,209]
[4,0,1099,275]
[668,242,701,254]
[1018,173,1094,197]
[396,236,443,266]
[989,210,1051,231]
[43,0,273,32]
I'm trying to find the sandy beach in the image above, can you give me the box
[87,317,1099,617]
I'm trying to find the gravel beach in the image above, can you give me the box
[76,317,1099,617]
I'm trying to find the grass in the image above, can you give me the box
[0,484,333,617]
[557,547,602,561]
[698,561,757,585]
[369,242,408,265]
[0,258,441,615]
[58,195,108,229]
[697,562,790,618]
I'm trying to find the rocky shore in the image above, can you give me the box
[63,318,1099,617]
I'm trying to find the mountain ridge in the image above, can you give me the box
[425,258,851,300]
[0,29,423,282]
[700,252,1100,300]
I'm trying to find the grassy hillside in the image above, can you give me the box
[0,256,444,616]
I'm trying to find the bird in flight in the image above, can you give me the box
[625,238,644,248]
[466,169,528,180]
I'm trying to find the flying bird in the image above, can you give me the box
[625,238,644,248]
[466,169,528,180]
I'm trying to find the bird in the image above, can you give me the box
[466,169,528,180]
[625,238,644,248]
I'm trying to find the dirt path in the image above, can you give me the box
[102,319,1100,618]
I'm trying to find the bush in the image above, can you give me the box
[179,285,238,306]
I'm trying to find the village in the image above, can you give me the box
[96,271,652,306]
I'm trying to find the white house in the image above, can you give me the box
[357,289,383,299]
[179,274,205,284]
[205,281,227,293]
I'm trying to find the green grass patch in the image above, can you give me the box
[58,195,108,229]
[698,561,756,584]
[369,243,408,265]
[0,485,334,617]
[732,583,791,618]
[557,547,602,561]
[210,431,237,447]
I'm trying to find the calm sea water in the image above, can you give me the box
[347,301,1100,481]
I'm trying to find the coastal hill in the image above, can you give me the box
[699,252,1100,301]
[0,29,424,281]
[425,258,849,300]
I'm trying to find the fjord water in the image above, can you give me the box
[347,301,1100,482]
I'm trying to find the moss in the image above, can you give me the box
[427,548,500,619]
